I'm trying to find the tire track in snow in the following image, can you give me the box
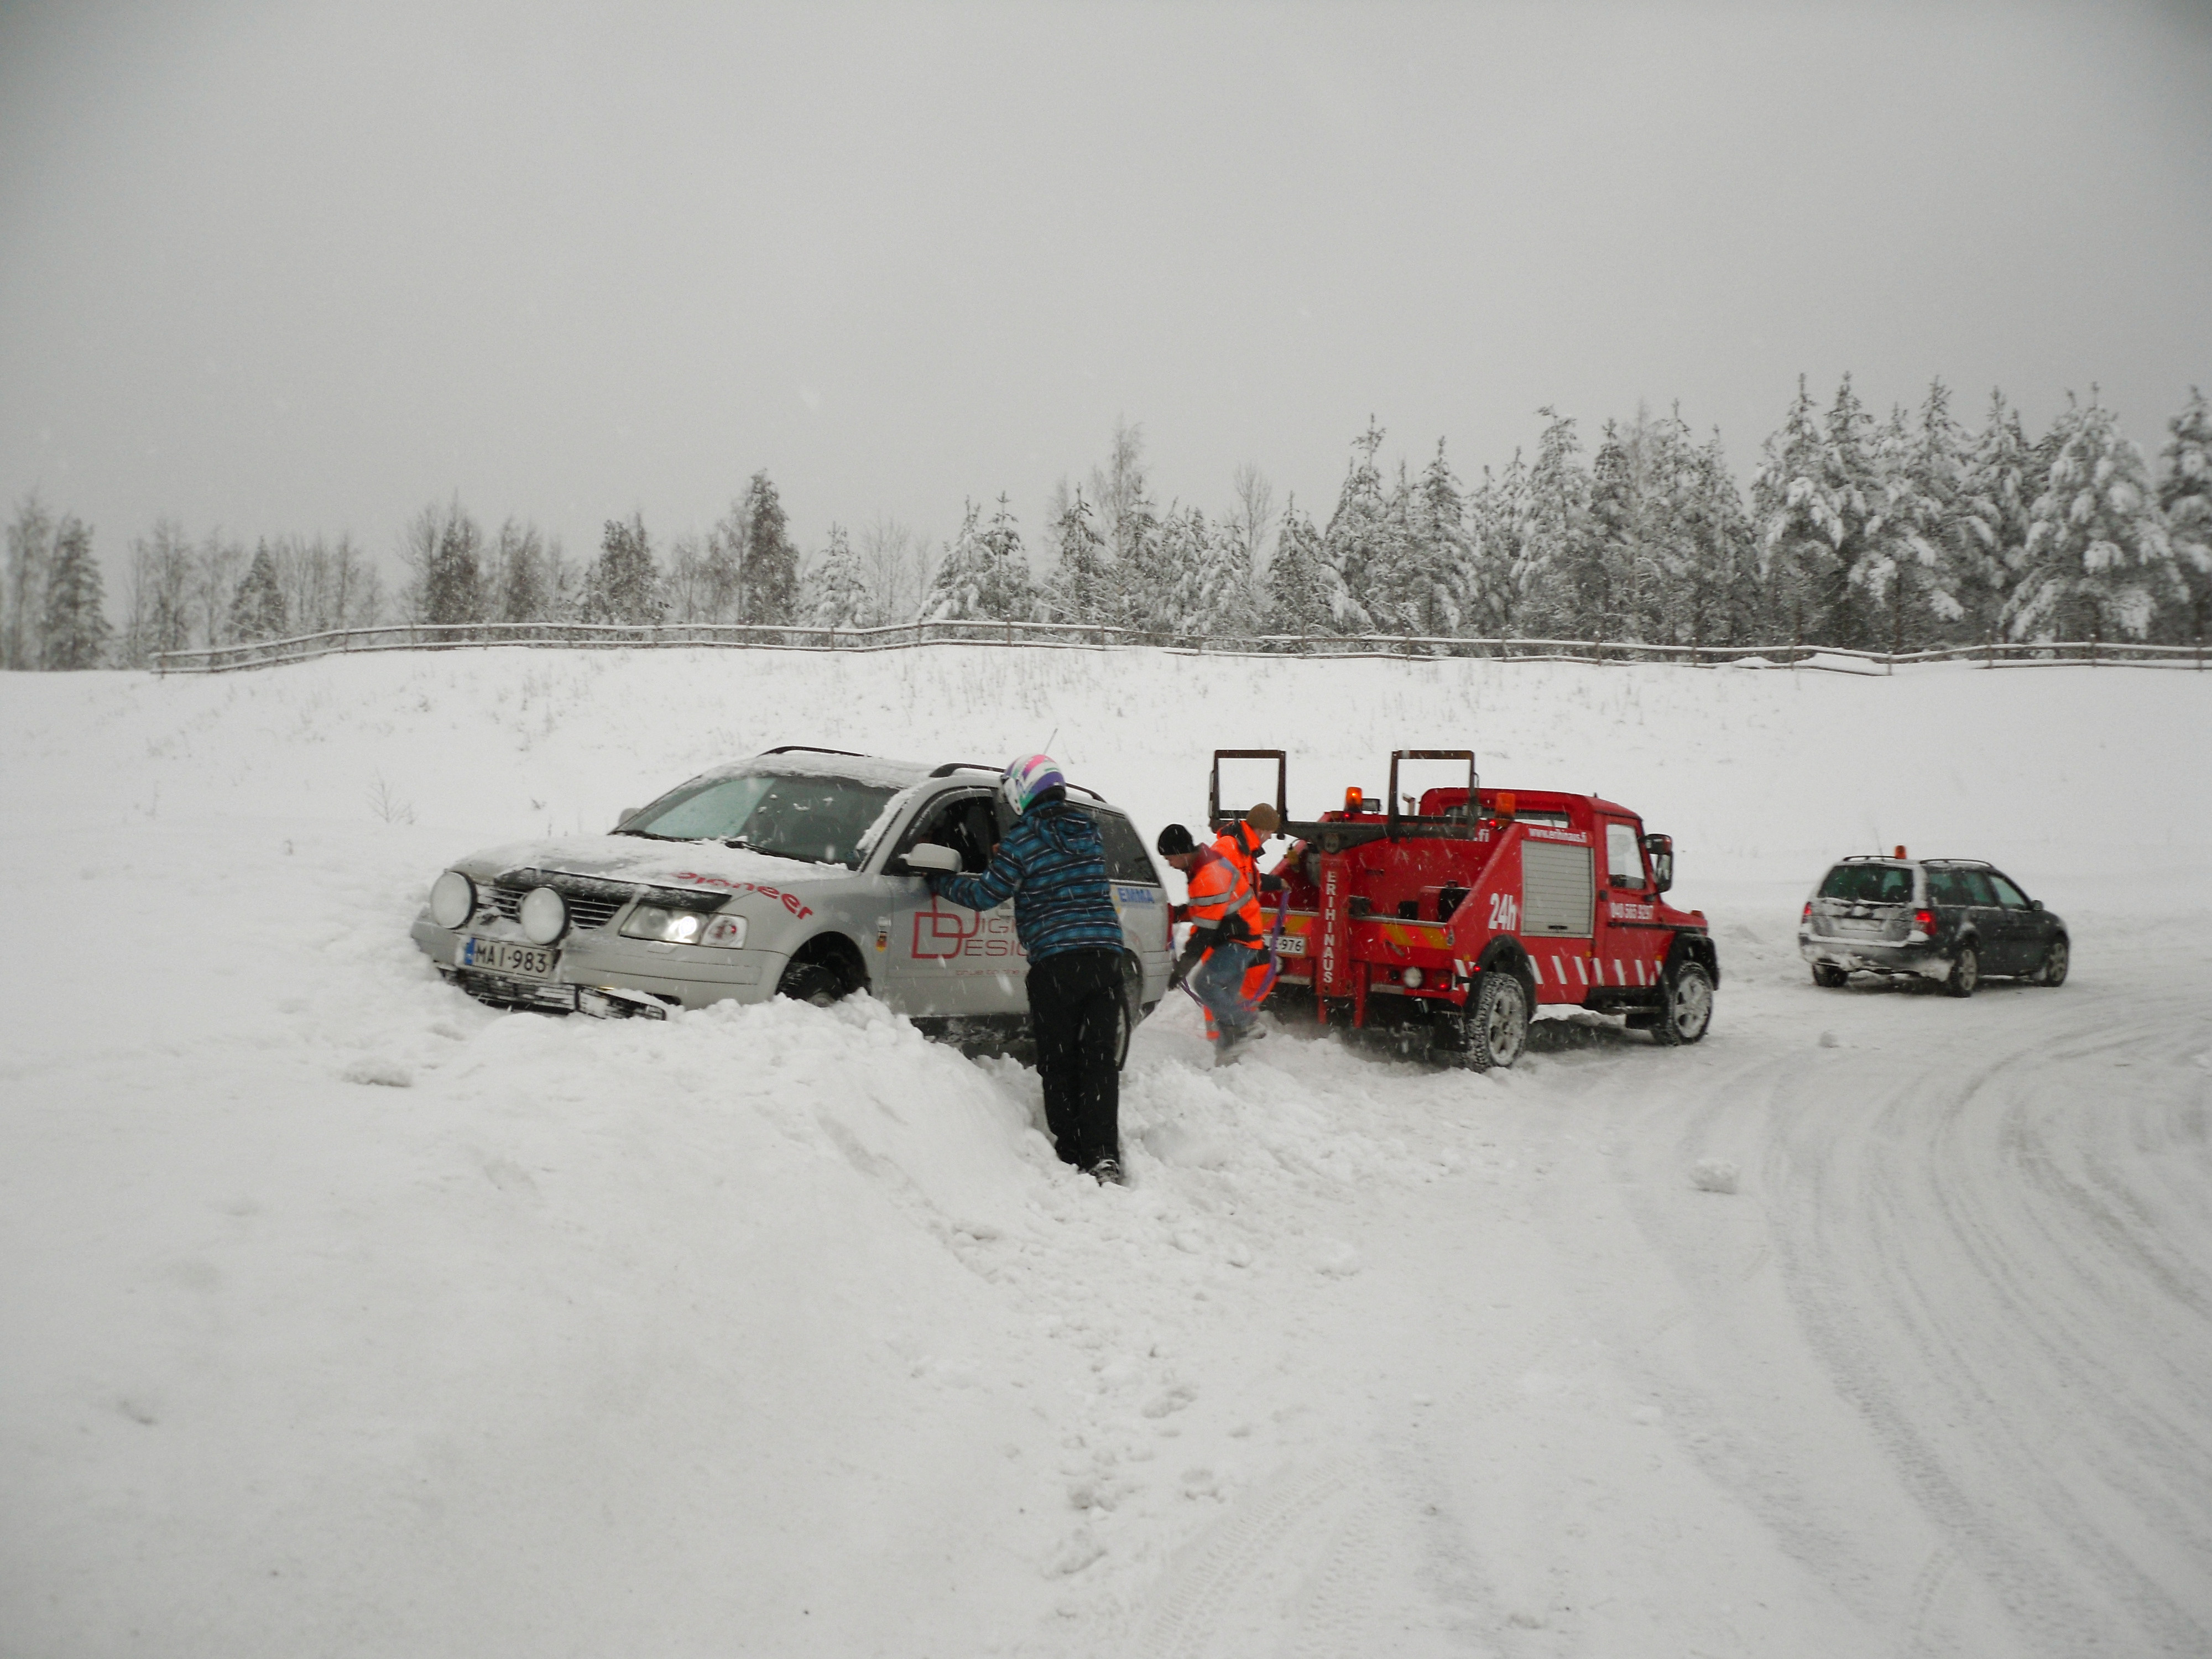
[1768,981,2212,1656]
[1126,1308,1574,1658]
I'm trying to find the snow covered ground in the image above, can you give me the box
[2,646,2208,1658]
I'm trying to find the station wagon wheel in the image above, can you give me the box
[1944,944,1980,999]
[1811,963,1848,989]
[776,958,847,1008]
[2034,936,2069,988]
[1651,961,1714,1046]
[1459,971,1528,1072]
[1114,954,1141,1071]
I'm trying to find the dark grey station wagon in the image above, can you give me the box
[1798,854,2069,997]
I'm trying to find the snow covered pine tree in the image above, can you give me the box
[41,515,111,668]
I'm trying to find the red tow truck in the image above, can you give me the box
[1212,750,1718,1070]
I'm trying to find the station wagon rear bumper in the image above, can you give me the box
[1799,933,1952,981]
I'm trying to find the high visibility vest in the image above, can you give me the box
[1212,822,1265,891]
[1186,847,1264,943]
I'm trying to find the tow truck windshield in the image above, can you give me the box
[615,771,900,868]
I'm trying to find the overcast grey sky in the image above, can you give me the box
[3,1,2208,568]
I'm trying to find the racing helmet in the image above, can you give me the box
[1000,753,1065,816]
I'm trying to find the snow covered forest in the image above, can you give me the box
[7,377,2211,672]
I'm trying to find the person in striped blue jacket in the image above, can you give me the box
[926,754,1128,1184]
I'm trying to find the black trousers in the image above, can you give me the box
[1026,948,1122,1170]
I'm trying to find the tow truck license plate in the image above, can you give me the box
[458,937,556,978]
[1276,934,1307,956]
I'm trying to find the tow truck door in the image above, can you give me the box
[1595,816,1671,995]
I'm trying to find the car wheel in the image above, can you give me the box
[1651,960,1715,1046]
[2034,936,2069,988]
[776,958,847,1007]
[1455,971,1529,1072]
[1114,956,1141,1071]
[1812,963,1849,988]
[1944,944,1980,999]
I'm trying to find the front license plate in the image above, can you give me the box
[1276,934,1308,957]
[458,937,557,978]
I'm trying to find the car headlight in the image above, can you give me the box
[622,906,747,948]
[430,870,476,930]
[519,885,568,945]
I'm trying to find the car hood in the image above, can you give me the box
[460,833,866,898]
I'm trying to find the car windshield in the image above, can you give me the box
[1819,863,1915,903]
[617,770,901,868]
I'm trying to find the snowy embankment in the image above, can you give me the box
[1,648,2208,1658]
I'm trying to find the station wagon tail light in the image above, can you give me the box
[1800,901,1811,925]
[1911,907,1937,938]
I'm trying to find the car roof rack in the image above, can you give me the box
[760,745,871,759]
[927,761,1109,805]
[1919,858,1991,867]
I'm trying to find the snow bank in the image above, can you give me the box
[2,648,2208,1658]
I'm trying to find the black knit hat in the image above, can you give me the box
[1156,822,1196,856]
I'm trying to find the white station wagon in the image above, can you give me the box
[410,747,1174,1061]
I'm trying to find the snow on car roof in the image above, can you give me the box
[711,749,938,789]
[473,833,861,886]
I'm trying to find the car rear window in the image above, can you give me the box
[1819,863,1915,902]
[1076,806,1161,885]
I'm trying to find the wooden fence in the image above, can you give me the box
[153,619,2210,675]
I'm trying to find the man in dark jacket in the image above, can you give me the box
[926,754,1128,1184]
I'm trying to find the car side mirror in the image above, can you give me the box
[615,806,639,829]
[2029,898,2043,911]
[896,842,962,875]
[1644,832,1674,893]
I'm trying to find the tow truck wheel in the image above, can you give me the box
[1811,963,1848,989]
[1458,971,1530,1072]
[2033,937,2069,988]
[1651,961,1715,1046]
[1944,945,1980,999]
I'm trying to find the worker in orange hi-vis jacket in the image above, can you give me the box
[1157,822,1267,1062]
[1212,801,1284,1006]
